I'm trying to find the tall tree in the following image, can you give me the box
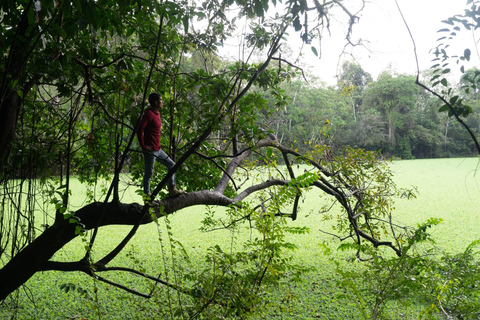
[362,72,419,154]
[0,0,419,317]
[337,61,372,122]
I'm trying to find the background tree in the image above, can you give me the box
[362,72,419,157]
[408,86,444,158]
[337,61,372,122]
[258,80,353,154]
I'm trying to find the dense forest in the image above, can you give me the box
[258,61,480,159]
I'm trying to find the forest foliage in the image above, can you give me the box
[1,0,480,318]
[261,62,480,160]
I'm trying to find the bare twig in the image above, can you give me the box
[271,57,308,82]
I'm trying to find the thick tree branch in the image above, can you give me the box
[195,151,239,190]
[215,139,274,193]
[233,179,289,202]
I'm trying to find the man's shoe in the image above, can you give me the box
[169,186,186,197]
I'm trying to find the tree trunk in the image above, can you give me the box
[0,92,21,169]
[0,191,234,300]
[350,94,356,123]
[0,214,79,301]
[0,8,32,168]
[388,114,395,147]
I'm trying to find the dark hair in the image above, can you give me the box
[148,92,162,106]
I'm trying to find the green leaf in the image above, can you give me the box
[438,104,450,112]
[182,15,189,33]
[266,148,273,159]
[311,46,318,57]
[464,105,473,115]
[441,78,448,86]
[253,1,264,17]
[464,48,471,61]
[449,95,459,105]
[75,225,84,235]
[126,27,135,37]
[54,24,67,39]
[72,0,82,13]
[298,0,308,11]
[10,78,18,89]
[442,19,454,26]
[293,17,301,31]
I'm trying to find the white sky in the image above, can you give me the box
[218,0,477,86]
[300,0,478,85]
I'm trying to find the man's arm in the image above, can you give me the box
[137,112,148,150]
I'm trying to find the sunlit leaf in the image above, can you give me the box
[266,147,273,159]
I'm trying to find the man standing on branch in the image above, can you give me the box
[137,92,185,198]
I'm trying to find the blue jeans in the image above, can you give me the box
[143,149,176,194]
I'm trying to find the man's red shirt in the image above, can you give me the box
[137,108,162,151]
